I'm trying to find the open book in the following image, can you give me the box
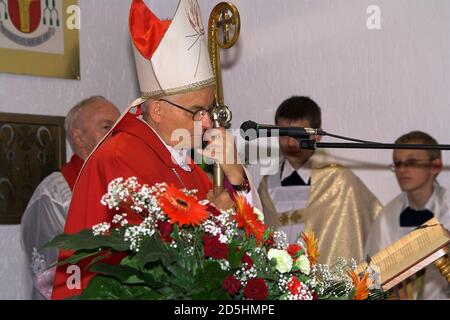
[356,218,450,291]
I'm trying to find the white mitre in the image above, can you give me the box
[129,0,215,103]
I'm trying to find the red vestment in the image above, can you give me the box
[60,154,84,191]
[51,113,212,299]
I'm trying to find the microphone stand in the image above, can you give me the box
[298,139,450,151]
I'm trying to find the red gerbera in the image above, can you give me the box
[233,195,266,243]
[158,184,209,227]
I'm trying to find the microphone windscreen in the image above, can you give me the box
[240,121,258,141]
[240,120,257,132]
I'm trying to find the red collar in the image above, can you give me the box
[60,154,84,191]
[113,113,196,169]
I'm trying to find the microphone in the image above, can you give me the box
[240,120,325,141]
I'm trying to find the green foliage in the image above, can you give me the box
[43,229,129,252]
[44,179,386,301]
[135,237,175,268]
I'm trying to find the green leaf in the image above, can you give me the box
[263,228,272,242]
[57,249,101,266]
[318,281,352,300]
[120,255,139,269]
[368,289,387,300]
[175,251,199,274]
[192,288,230,300]
[43,229,129,252]
[141,265,169,288]
[171,223,180,240]
[166,264,196,290]
[228,242,244,269]
[80,275,159,300]
[135,237,175,269]
[89,263,144,285]
[86,252,109,268]
[196,260,229,290]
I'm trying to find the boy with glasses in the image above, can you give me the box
[366,131,449,299]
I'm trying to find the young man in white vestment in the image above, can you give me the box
[258,96,382,265]
[366,131,450,300]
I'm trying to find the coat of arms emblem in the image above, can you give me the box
[8,0,41,34]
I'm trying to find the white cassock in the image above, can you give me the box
[267,158,312,243]
[365,182,450,300]
[20,172,71,300]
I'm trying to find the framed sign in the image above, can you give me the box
[0,0,80,79]
[0,112,66,224]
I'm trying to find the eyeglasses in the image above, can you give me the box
[159,99,211,121]
[390,159,433,172]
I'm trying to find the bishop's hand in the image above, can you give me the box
[198,127,245,185]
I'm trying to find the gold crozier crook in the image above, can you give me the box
[208,2,240,195]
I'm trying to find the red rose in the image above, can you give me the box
[287,276,301,295]
[223,275,242,295]
[287,244,302,258]
[241,253,253,269]
[312,291,318,300]
[243,278,268,300]
[264,232,274,248]
[157,221,173,243]
[203,235,228,260]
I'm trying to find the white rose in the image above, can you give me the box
[254,207,265,222]
[267,249,293,273]
[295,254,310,275]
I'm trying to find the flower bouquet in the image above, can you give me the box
[45,177,384,300]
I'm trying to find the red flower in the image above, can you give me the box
[264,231,275,248]
[157,220,173,243]
[242,253,253,269]
[223,275,242,295]
[203,235,228,260]
[287,244,302,259]
[233,195,266,243]
[287,276,301,295]
[158,184,209,227]
[208,205,221,217]
[243,278,268,300]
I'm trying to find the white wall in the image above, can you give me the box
[0,0,449,299]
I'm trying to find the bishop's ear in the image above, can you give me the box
[147,100,163,123]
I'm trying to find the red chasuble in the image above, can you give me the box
[60,154,84,191]
[52,113,212,299]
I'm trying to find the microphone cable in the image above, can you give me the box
[323,132,383,144]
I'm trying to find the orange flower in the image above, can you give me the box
[158,184,209,227]
[234,195,266,243]
[347,270,369,300]
[301,231,320,265]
